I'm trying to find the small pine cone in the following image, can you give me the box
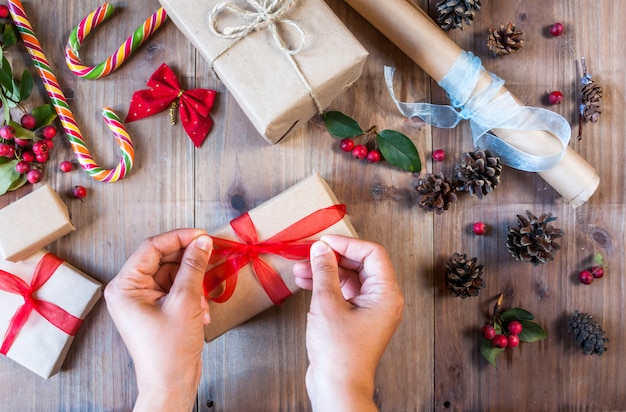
[454,149,502,199]
[436,0,481,31]
[445,252,485,298]
[487,22,524,56]
[506,210,564,265]
[568,311,609,355]
[581,82,602,123]
[415,172,458,214]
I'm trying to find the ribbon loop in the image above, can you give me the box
[385,51,571,172]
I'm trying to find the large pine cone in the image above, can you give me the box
[436,0,481,31]
[415,172,458,214]
[487,22,524,56]
[454,149,502,199]
[568,311,609,355]
[581,81,602,123]
[445,253,485,298]
[506,210,564,265]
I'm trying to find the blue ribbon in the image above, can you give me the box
[385,51,571,172]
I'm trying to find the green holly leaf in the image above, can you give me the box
[518,320,548,343]
[18,69,34,102]
[500,308,535,323]
[0,159,21,196]
[32,104,57,128]
[322,111,363,138]
[480,339,505,368]
[376,129,421,172]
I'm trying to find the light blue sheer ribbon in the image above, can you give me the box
[385,51,571,172]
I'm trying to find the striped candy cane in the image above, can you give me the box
[65,3,168,79]
[8,0,134,182]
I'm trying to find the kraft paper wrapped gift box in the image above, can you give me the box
[159,0,369,144]
[204,174,357,341]
[0,250,102,378]
[0,185,75,262]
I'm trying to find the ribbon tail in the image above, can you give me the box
[0,304,33,355]
[179,99,214,147]
[251,258,292,305]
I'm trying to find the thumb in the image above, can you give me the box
[170,234,213,298]
[309,240,343,306]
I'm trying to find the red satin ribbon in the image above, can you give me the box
[125,63,217,147]
[0,253,82,355]
[205,204,347,305]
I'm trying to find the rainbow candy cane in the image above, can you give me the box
[8,0,134,182]
[65,3,168,79]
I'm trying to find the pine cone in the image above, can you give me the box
[445,252,485,298]
[415,172,458,214]
[568,311,609,355]
[487,22,524,56]
[581,81,602,123]
[506,210,564,265]
[454,149,502,199]
[436,0,481,31]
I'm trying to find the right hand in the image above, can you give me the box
[292,235,404,411]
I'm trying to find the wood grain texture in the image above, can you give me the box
[0,0,623,411]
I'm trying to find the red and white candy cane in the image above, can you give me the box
[8,0,134,182]
[65,3,168,79]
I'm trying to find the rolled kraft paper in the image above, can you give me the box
[344,0,599,207]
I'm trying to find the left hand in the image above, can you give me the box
[104,229,213,412]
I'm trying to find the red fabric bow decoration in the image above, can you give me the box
[204,204,347,305]
[0,253,82,355]
[125,63,217,147]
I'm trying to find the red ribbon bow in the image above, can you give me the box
[0,253,83,355]
[125,63,217,147]
[204,204,347,305]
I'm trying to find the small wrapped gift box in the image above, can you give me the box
[0,185,75,262]
[0,250,101,378]
[204,174,357,341]
[159,0,369,144]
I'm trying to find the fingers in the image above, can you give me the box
[309,241,345,308]
[169,235,213,299]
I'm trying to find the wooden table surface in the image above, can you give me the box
[1,1,624,410]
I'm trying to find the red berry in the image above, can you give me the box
[472,221,486,235]
[548,91,563,105]
[32,140,48,155]
[432,149,445,162]
[507,334,520,348]
[339,138,355,152]
[352,144,368,160]
[507,320,523,335]
[0,5,9,19]
[578,270,594,285]
[22,150,35,162]
[0,142,14,157]
[549,22,564,37]
[73,185,88,199]
[26,169,42,184]
[0,125,15,140]
[41,125,57,139]
[367,149,382,163]
[59,161,73,173]
[492,334,508,349]
[591,266,604,279]
[20,113,37,130]
[481,324,496,340]
[15,160,31,174]
[35,152,49,163]
[13,138,30,147]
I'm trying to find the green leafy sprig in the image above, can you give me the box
[322,111,421,172]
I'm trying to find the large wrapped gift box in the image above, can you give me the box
[0,250,101,378]
[204,174,357,341]
[0,185,75,262]
[159,0,369,144]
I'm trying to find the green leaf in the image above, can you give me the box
[322,111,363,138]
[2,24,18,48]
[500,308,535,322]
[18,69,34,101]
[1,55,12,79]
[0,159,20,196]
[594,253,605,266]
[8,120,35,140]
[0,65,14,95]
[32,104,57,128]
[376,129,421,172]
[518,320,548,343]
[7,173,27,192]
[480,339,505,368]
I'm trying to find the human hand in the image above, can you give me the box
[104,229,213,412]
[292,235,404,411]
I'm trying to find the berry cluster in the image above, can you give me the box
[482,320,523,349]
[339,137,382,163]
[578,253,606,285]
[0,114,58,184]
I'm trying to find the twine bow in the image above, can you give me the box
[204,204,346,305]
[385,51,571,172]
[0,253,82,355]
[207,0,323,113]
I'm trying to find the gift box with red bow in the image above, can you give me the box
[204,174,357,341]
[0,250,102,378]
[0,185,75,262]
[159,0,368,144]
